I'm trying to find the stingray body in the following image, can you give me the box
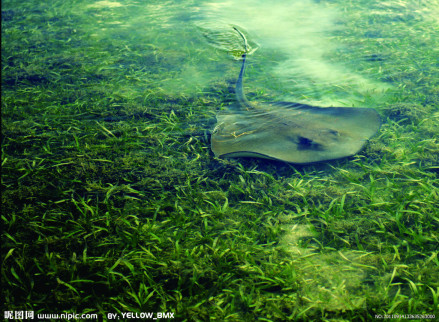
[211,30,381,164]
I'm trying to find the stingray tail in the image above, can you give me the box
[232,27,253,110]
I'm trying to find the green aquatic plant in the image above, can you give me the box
[2,0,438,320]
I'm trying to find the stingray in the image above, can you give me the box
[211,28,381,164]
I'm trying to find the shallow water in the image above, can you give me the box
[5,0,437,107]
[66,0,438,106]
[2,0,438,319]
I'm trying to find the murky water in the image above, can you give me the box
[66,0,438,108]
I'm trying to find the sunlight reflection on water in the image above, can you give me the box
[82,0,438,107]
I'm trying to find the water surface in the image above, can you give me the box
[2,0,438,319]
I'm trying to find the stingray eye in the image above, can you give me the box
[297,136,323,151]
[298,136,313,147]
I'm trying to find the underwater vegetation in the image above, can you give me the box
[1,0,438,320]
